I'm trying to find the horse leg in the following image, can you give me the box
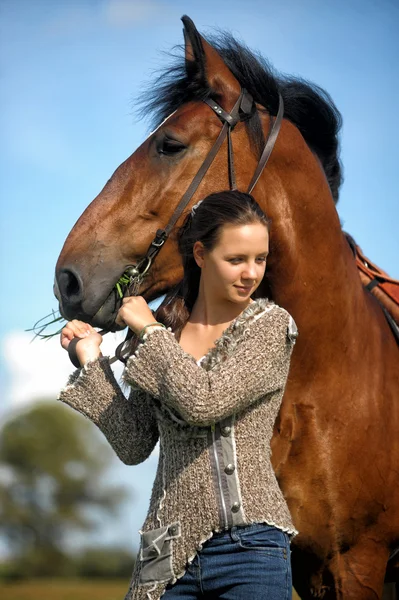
[326,537,390,600]
[292,538,389,599]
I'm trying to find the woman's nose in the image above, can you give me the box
[241,263,257,279]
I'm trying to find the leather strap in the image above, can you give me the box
[203,98,238,127]
[382,307,399,346]
[128,90,284,290]
[247,94,284,193]
[131,90,253,279]
[67,337,83,369]
[366,278,381,292]
[131,116,232,279]
[68,88,285,368]
[164,118,231,236]
[227,127,236,190]
[163,89,252,236]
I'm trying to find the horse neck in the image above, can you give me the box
[256,127,362,330]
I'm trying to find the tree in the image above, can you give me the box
[0,400,129,577]
[75,546,136,578]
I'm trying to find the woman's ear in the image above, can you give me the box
[193,241,205,268]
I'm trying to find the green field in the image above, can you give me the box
[0,579,130,600]
[0,579,301,599]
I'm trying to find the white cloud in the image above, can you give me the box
[101,0,167,27]
[44,0,170,36]
[1,298,164,417]
[1,330,126,414]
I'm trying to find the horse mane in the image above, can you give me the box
[139,32,343,203]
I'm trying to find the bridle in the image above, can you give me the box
[124,89,284,294]
[68,88,284,367]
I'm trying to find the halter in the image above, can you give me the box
[124,89,284,293]
[68,89,284,367]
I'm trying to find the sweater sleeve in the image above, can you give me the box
[58,357,159,465]
[124,306,295,426]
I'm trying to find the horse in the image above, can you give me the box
[54,16,399,599]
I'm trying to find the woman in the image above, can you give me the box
[59,190,298,600]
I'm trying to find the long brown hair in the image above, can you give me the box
[154,190,270,340]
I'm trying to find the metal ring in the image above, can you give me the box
[125,256,152,280]
[136,256,152,278]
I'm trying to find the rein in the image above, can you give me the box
[68,89,284,367]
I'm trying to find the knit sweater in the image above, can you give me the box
[59,298,298,600]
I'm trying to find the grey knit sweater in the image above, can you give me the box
[59,298,298,600]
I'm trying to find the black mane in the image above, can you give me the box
[139,32,343,203]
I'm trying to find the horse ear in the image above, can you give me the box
[181,15,241,104]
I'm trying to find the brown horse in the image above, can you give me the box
[54,16,399,599]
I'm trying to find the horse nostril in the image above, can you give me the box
[57,268,84,306]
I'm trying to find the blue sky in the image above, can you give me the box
[0,0,398,550]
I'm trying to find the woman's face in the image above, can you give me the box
[194,221,269,305]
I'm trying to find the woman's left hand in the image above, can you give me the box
[115,296,155,335]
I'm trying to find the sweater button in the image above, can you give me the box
[221,426,231,437]
[224,463,235,475]
[231,502,241,513]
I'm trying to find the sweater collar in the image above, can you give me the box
[200,297,273,371]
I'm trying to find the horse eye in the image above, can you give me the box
[158,137,186,156]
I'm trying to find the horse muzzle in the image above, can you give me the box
[54,265,124,331]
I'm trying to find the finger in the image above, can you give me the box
[115,313,126,327]
[61,339,70,351]
[60,332,72,350]
[61,325,75,341]
[70,320,91,337]
[71,319,88,327]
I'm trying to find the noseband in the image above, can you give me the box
[125,89,284,293]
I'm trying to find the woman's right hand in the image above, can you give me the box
[61,320,103,366]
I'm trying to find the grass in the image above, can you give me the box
[26,310,66,340]
[28,270,132,342]
[0,579,301,599]
[0,579,130,600]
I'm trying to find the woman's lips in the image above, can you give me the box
[234,285,253,293]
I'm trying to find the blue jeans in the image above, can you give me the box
[163,523,292,599]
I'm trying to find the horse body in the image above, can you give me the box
[249,114,399,597]
[280,302,399,599]
[55,17,399,598]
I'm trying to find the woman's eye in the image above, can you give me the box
[158,138,186,156]
[228,257,266,265]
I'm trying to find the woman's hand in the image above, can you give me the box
[61,320,103,366]
[115,296,155,335]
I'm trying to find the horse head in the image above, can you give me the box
[55,16,342,330]
[55,17,270,329]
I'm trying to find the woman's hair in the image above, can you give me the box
[124,190,270,358]
[153,190,270,339]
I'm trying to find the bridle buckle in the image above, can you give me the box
[151,229,167,248]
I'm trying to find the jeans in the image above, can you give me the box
[163,523,292,599]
